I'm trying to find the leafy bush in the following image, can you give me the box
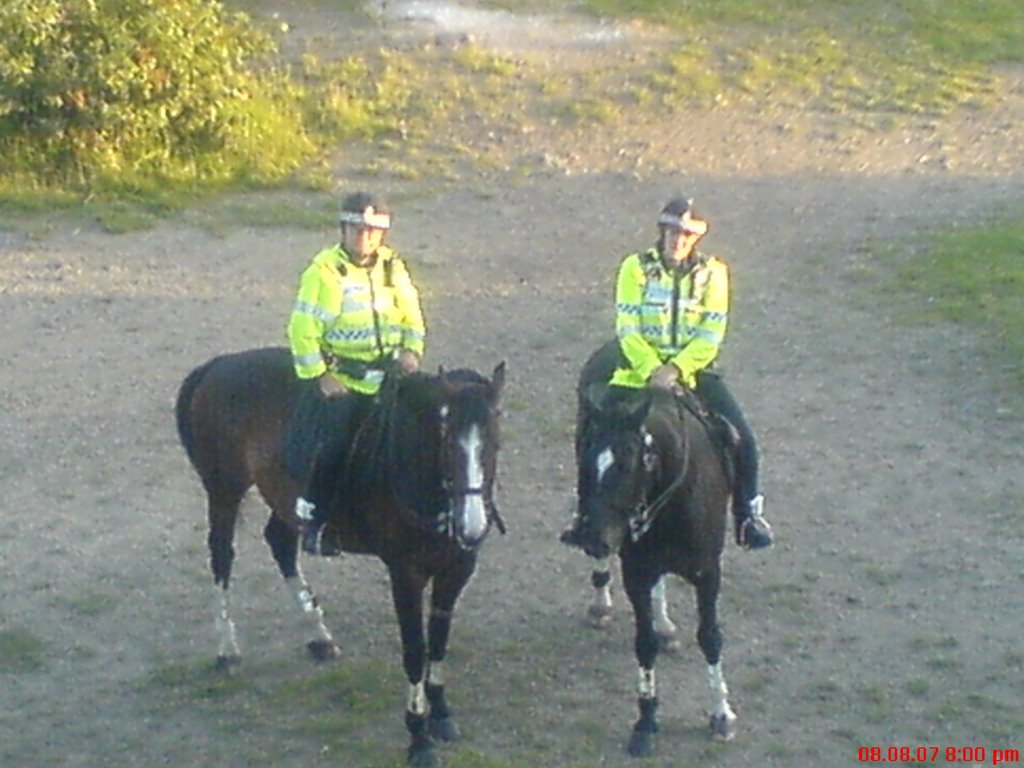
[0,0,313,190]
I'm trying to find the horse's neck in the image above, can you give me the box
[377,394,447,517]
[647,406,692,488]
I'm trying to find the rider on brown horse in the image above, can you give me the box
[285,191,426,555]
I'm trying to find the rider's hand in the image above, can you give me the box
[396,349,420,374]
[318,372,348,398]
[648,364,681,390]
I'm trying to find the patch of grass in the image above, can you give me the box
[143,659,253,700]
[52,590,119,617]
[0,627,46,672]
[905,677,930,697]
[864,565,901,587]
[452,45,519,77]
[884,214,1024,389]
[858,681,893,723]
[586,0,1012,116]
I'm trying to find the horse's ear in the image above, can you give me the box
[490,361,506,400]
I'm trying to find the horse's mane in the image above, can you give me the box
[353,369,494,520]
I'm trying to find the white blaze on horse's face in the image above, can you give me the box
[457,423,489,545]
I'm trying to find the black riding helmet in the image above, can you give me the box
[658,196,708,236]
[339,191,392,230]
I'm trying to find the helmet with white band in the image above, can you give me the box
[339,192,391,230]
[658,196,708,236]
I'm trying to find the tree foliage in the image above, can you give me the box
[0,0,313,189]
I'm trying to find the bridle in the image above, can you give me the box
[436,393,506,548]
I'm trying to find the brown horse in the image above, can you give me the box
[175,346,505,767]
[571,341,737,756]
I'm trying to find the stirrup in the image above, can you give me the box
[736,494,774,550]
[301,520,341,557]
[739,517,773,550]
[295,497,316,522]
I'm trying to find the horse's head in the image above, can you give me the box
[437,362,505,550]
[576,392,659,560]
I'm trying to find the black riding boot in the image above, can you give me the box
[560,512,585,549]
[296,497,341,557]
[734,493,774,550]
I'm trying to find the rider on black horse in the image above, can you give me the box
[564,196,774,551]
[285,191,427,556]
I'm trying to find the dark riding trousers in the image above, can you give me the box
[285,380,375,513]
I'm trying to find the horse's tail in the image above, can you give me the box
[174,356,218,468]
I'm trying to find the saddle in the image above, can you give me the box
[669,388,739,487]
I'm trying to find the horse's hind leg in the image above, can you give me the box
[263,514,340,662]
[694,566,736,741]
[207,487,246,671]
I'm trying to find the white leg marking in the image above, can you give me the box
[215,587,241,660]
[408,680,428,715]
[594,582,613,611]
[286,574,334,645]
[587,558,614,627]
[459,425,488,542]
[707,661,737,724]
[652,577,678,638]
[427,660,445,687]
[638,666,656,699]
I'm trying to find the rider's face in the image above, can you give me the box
[343,225,386,261]
[660,227,701,267]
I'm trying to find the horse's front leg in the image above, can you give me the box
[622,563,661,758]
[424,553,476,742]
[263,515,340,661]
[389,566,436,768]
[695,563,737,741]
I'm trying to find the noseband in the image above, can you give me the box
[432,387,506,547]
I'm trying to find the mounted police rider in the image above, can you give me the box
[565,196,773,551]
[286,191,426,555]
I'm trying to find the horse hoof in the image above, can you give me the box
[709,712,737,741]
[627,729,655,757]
[406,744,437,767]
[307,640,341,662]
[429,716,459,742]
[215,655,242,674]
[656,632,682,655]
[587,605,613,629]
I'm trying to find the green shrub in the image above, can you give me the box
[0,0,313,189]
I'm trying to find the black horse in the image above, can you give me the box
[572,341,737,756]
[175,347,505,767]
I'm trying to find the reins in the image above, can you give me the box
[364,371,503,544]
[628,392,694,542]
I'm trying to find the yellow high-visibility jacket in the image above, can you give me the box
[610,248,729,389]
[287,244,426,395]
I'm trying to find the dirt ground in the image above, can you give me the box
[2,3,1024,768]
